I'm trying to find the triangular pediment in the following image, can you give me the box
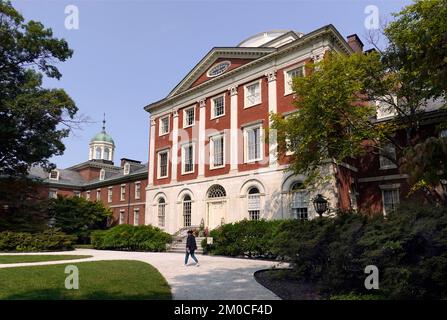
[167,47,276,98]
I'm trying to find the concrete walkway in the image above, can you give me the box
[0,249,282,300]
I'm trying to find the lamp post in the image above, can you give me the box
[313,194,328,218]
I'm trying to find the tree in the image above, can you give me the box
[0,0,77,176]
[48,196,112,244]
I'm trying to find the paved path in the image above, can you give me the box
[0,249,282,300]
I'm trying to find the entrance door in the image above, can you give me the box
[207,201,225,230]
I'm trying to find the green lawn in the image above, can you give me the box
[0,255,92,264]
[0,260,172,300]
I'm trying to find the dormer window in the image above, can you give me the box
[49,170,59,180]
[99,169,105,181]
[124,162,130,175]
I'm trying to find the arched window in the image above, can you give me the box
[99,169,105,181]
[124,162,130,175]
[207,185,226,198]
[247,187,260,220]
[183,194,192,227]
[104,148,110,161]
[95,147,101,159]
[158,197,166,227]
[290,182,308,220]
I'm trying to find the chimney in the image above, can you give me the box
[347,34,364,53]
[120,158,141,167]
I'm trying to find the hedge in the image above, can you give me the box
[91,224,172,252]
[204,204,447,299]
[0,229,76,252]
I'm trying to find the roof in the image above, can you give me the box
[90,130,115,145]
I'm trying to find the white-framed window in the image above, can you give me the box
[133,208,140,226]
[159,115,170,136]
[290,182,308,220]
[248,187,261,220]
[211,94,225,119]
[376,96,398,120]
[99,168,105,181]
[244,124,263,163]
[183,106,195,128]
[104,148,110,161]
[183,194,192,227]
[379,143,397,169]
[86,191,91,200]
[158,198,166,227]
[123,162,130,175]
[95,147,101,159]
[439,129,447,138]
[119,210,125,224]
[74,191,81,198]
[210,134,225,169]
[135,182,141,200]
[244,80,261,108]
[108,187,113,203]
[381,186,400,215]
[181,143,195,174]
[157,149,169,179]
[49,189,58,199]
[120,185,126,201]
[49,170,59,180]
[284,65,305,95]
[96,189,101,201]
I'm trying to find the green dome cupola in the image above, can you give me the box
[88,114,115,163]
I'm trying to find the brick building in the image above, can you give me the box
[29,118,148,225]
[144,25,447,234]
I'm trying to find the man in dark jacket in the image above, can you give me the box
[185,230,199,266]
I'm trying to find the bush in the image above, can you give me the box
[203,219,282,258]
[91,224,172,252]
[0,229,76,252]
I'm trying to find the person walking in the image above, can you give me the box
[185,230,199,266]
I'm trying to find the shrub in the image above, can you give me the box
[0,229,76,252]
[91,224,172,252]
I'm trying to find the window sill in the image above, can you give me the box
[210,114,225,120]
[210,165,225,170]
[159,132,169,137]
[379,165,397,170]
[244,102,262,109]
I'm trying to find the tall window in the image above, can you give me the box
[211,135,224,168]
[104,148,110,160]
[49,189,57,199]
[120,185,126,201]
[184,106,195,127]
[245,81,261,107]
[99,169,105,181]
[135,182,141,199]
[245,125,262,162]
[119,210,125,224]
[134,208,140,226]
[379,143,397,169]
[284,65,304,95]
[108,187,113,203]
[96,189,101,201]
[183,195,192,227]
[74,191,81,198]
[95,147,101,159]
[382,187,400,215]
[158,198,166,227]
[86,191,91,200]
[290,182,308,220]
[248,187,261,220]
[182,143,194,174]
[123,163,130,175]
[159,116,169,135]
[212,95,225,118]
[158,150,168,178]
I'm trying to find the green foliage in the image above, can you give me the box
[0,229,75,252]
[0,1,77,175]
[203,219,283,258]
[47,195,112,244]
[91,224,172,252]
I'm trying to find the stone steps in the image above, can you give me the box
[168,236,206,254]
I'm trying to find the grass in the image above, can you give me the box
[0,255,92,264]
[0,260,172,300]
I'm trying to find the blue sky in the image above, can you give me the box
[12,0,411,168]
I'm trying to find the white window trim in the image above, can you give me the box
[284,64,305,96]
[96,189,101,201]
[134,182,141,200]
[99,168,105,181]
[210,133,226,169]
[244,79,262,108]
[380,185,400,216]
[159,115,170,136]
[49,188,58,199]
[182,105,196,128]
[120,184,126,201]
[157,149,170,179]
[119,210,125,225]
[243,123,264,163]
[107,187,113,203]
[181,142,195,175]
[49,169,59,181]
[133,208,140,226]
[123,163,130,175]
[210,93,226,120]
